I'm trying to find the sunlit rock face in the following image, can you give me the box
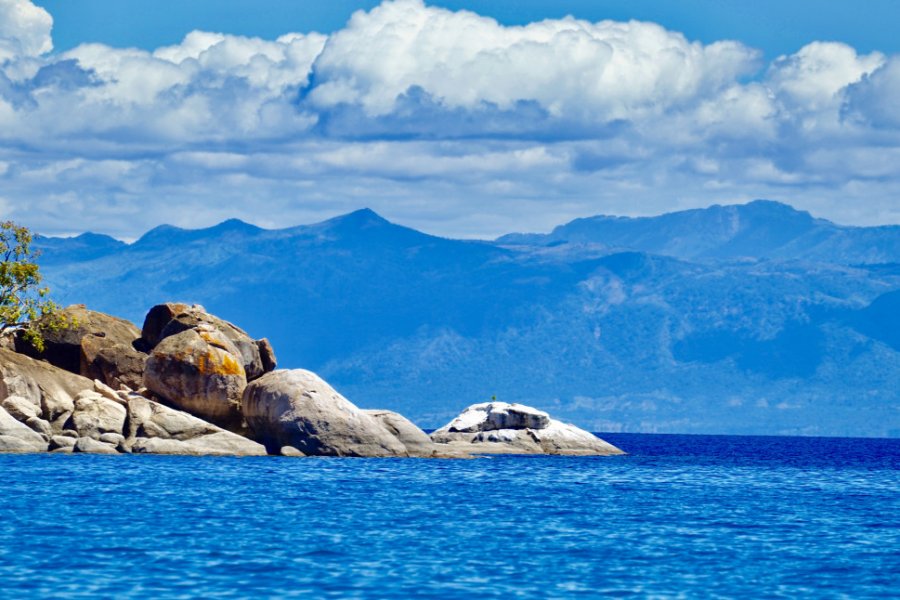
[143,325,247,431]
[431,402,624,456]
[242,369,411,457]
[142,303,273,381]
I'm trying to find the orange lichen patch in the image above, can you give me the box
[152,346,245,378]
[196,349,245,377]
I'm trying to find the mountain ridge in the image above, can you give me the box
[35,200,900,265]
[30,201,900,437]
[497,200,900,264]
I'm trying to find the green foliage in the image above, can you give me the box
[0,221,62,351]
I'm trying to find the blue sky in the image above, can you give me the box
[2,0,900,238]
[40,0,900,59]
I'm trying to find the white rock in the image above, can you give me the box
[530,420,624,456]
[280,446,305,457]
[49,435,77,450]
[0,405,48,452]
[1,395,39,422]
[25,416,53,438]
[73,436,119,454]
[99,432,126,446]
[93,379,128,406]
[125,396,266,456]
[71,391,127,439]
[440,402,551,433]
[130,433,267,457]
[432,402,624,456]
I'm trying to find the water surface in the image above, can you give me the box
[1,434,897,598]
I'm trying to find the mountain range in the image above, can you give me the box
[499,200,900,264]
[33,200,900,437]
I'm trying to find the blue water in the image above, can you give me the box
[1,434,898,599]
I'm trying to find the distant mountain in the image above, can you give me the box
[34,204,900,437]
[498,200,900,264]
[34,232,126,265]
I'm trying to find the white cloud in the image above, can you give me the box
[0,0,52,61]
[0,0,899,238]
[0,23,327,145]
[767,42,884,111]
[845,56,900,128]
[308,0,759,120]
[152,30,327,91]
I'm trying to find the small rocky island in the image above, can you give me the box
[0,303,623,458]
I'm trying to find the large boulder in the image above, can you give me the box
[125,394,266,456]
[242,370,408,457]
[363,409,436,457]
[1,394,39,422]
[440,402,551,432]
[431,402,624,456]
[139,302,193,348]
[143,325,247,430]
[80,334,146,391]
[142,303,273,380]
[15,305,142,376]
[69,390,127,440]
[0,348,95,432]
[0,405,48,452]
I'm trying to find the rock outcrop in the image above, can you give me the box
[440,402,551,432]
[0,348,95,433]
[70,390,127,440]
[431,402,624,456]
[1,304,627,460]
[15,304,143,379]
[140,302,193,349]
[141,303,274,381]
[80,333,145,390]
[242,369,409,457]
[0,348,263,456]
[363,409,436,457]
[125,394,266,456]
[143,325,247,431]
[0,405,48,452]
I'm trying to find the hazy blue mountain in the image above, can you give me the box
[498,200,900,264]
[35,204,900,437]
[34,232,126,265]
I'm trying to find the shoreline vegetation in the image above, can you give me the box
[0,303,623,458]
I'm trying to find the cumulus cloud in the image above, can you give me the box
[308,0,759,120]
[1,0,900,238]
[768,42,883,109]
[0,16,326,144]
[845,56,900,128]
[0,0,52,61]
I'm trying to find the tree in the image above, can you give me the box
[0,221,62,351]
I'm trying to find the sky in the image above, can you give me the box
[2,0,900,239]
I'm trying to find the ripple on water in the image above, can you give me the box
[0,435,898,598]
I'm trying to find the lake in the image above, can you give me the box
[1,434,897,598]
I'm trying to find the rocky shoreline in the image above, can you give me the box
[0,303,623,458]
